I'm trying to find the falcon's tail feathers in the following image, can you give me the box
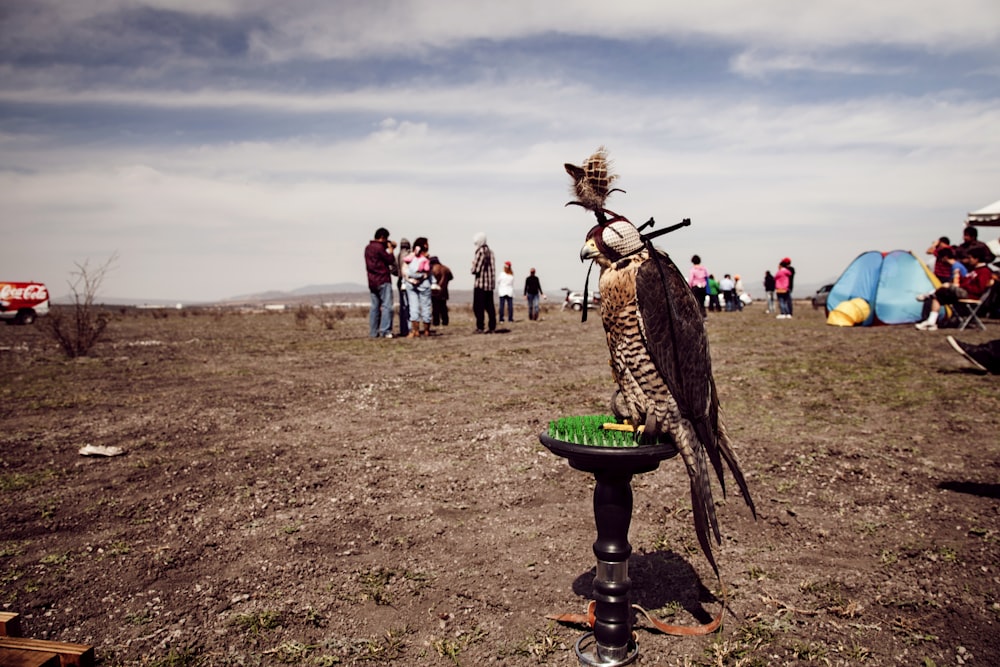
[706,380,755,517]
[677,428,722,576]
[716,419,757,519]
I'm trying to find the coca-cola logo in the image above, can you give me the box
[0,284,48,301]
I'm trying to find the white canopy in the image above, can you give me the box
[966,199,1000,226]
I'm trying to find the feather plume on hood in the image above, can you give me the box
[564,146,624,217]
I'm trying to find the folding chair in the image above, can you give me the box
[954,282,997,331]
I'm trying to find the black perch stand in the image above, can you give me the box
[539,430,678,666]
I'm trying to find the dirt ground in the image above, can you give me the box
[1,300,998,666]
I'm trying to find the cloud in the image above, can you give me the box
[730,49,912,79]
[1,1,998,301]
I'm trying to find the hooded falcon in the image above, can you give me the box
[567,147,755,574]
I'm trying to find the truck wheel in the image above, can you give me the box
[14,310,36,325]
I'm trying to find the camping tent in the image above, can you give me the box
[966,199,1000,226]
[826,250,939,326]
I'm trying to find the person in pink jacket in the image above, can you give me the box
[688,255,709,318]
[775,259,793,319]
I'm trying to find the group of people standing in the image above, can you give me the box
[471,233,546,332]
[689,255,795,318]
[366,228,545,338]
[364,228,454,339]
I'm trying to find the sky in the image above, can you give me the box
[2,1,999,304]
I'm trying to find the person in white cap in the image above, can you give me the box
[471,233,496,333]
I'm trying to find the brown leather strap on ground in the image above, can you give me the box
[546,579,727,637]
[632,601,722,636]
[545,600,596,627]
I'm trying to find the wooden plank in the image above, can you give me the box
[0,611,23,637]
[0,647,61,667]
[0,637,94,667]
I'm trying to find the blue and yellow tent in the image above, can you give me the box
[826,250,940,326]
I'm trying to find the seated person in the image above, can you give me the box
[915,246,995,331]
[927,236,953,284]
[916,246,967,304]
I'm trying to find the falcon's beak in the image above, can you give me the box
[580,238,600,262]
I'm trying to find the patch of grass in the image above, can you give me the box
[799,578,862,617]
[358,567,394,605]
[774,479,797,493]
[1,565,24,585]
[231,610,282,635]
[699,618,777,667]
[0,469,58,492]
[356,566,428,605]
[126,612,153,626]
[432,626,487,665]
[340,626,411,662]
[789,640,827,661]
[103,541,132,557]
[266,640,318,663]
[854,520,883,537]
[839,642,872,662]
[39,552,70,565]
[0,542,26,558]
[39,499,59,519]
[930,545,959,563]
[303,607,324,628]
[147,645,203,667]
[504,623,565,659]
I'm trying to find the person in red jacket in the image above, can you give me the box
[916,246,995,331]
[365,227,398,338]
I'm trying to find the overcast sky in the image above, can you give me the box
[2,1,999,303]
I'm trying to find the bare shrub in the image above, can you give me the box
[47,254,116,358]
[294,304,313,329]
[317,306,347,330]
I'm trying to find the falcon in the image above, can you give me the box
[566,147,755,574]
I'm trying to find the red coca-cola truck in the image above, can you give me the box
[0,282,50,325]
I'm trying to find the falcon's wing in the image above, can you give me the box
[635,250,712,436]
[635,250,722,570]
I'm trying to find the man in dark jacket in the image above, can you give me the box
[960,226,997,267]
[429,256,454,327]
[365,227,397,338]
[523,268,545,320]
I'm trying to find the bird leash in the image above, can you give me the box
[545,574,727,636]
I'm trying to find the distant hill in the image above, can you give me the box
[226,282,368,302]
[53,282,372,307]
[291,283,368,296]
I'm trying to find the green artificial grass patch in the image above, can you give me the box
[547,414,640,448]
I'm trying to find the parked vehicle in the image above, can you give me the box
[812,284,834,310]
[0,282,50,325]
[561,288,601,311]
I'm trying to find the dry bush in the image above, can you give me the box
[317,306,347,330]
[294,304,313,329]
[46,254,116,358]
